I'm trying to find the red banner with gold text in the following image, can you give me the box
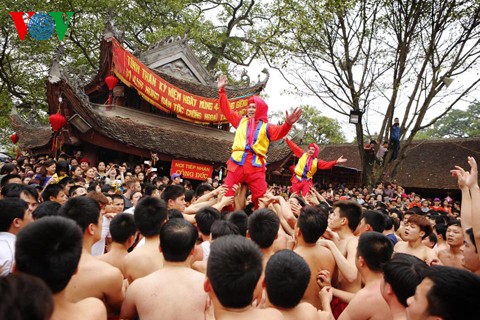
[111,38,250,124]
[170,160,213,181]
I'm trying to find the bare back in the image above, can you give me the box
[122,266,206,320]
[281,302,323,320]
[97,247,127,277]
[295,244,336,309]
[65,253,124,314]
[52,296,107,320]
[338,280,392,320]
[123,242,163,283]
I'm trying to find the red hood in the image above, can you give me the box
[308,143,320,158]
[248,95,268,122]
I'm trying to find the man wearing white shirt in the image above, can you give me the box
[0,198,33,276]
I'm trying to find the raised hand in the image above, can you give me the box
[217,75,227,90]
[450,165,469,189]
[466,156,479,188]
[336,155,347,163]
[285,107,302,125]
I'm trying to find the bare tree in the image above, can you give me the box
[270,0,480,186]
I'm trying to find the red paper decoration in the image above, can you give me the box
[105,75,119,105]
[10,132,19,144]
[49,113,67,132]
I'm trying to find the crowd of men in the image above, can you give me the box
[0,153,479,320]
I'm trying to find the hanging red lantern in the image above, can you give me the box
[49,113,67,132]
[105,75,118,105]
[10,132,19,144]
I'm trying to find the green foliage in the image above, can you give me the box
[271,105,346,144]
[416,103,480,139]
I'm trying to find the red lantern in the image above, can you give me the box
[105,75,118,105]
[105,75,118,90]
[10,132,19,144]
[49,113,67,132]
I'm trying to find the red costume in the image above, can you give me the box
[219,87,293,208]
[286,138,338,196]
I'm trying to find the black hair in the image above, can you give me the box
[110,213,136,244]
[207,235,263,308]
[56,160,70,175]
[0,174,22,188]
[211,220,240,240]
[15,216,83,293]
[362,210,387,233]
[185,189,195,203]
[143,183,158,196]
[58,176,75,188]
[160,218,198,262]
[0,273,54,319]
[247,209,280,249]
[163,184,185,202]
[0,198,28,232]
[357,232,393,272]
[333,200,362,232]
[297,205,328,243]
[101,184,115,193]
[265,250,310,309]
[224,210,249,237]
[383,253,429,307]
[195,207,221,235]
[434,223,447,240]
[134,196,167,237]
[424,266,480,320]
[195,183,214,198]
[58,196,100,233]
[32,201,61,220]
[168,209,184,220]
[0,163,17,175]
[42,184,64,202]
[465,228,477,252]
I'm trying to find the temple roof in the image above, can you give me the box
[10,113,52,150]
[42,79,291,165]
[317,138,480,189]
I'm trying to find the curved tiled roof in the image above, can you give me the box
[10,114,52,150]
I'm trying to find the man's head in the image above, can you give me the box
[357,231,393,272]
[265,249,310,309]
[163,185,186,212]
[205,235,263,308]
[0,174,22,187]
[248,209,279,249]
[382,253,429,307]
[32,201,62,220]
[195,207,221,237]
[394,117,399,124]
[297,205,328,244]
[0,198,31,234]
[134,196,168,237]
[15,216,83,293]
[109,213,137,246]
[42,184,68,205]
[406,266,480,320]
[125,177,141,193]
[330,200,362,232]
[306,143,320,158]
[110,194,125,213]
[170,173,182,185]
[405,214,432,240]
[69,185,87,198]
[356,210,387,235]
[59,196,102,242]
[160,218,198,262]
[246,95,268,121]
[225,210,249,237]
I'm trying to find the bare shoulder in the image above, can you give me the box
[75,297,107,319]
[261,307,284,320]
[394,240,407,250]
[295,302,321,320]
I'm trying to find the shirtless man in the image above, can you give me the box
[320,232,394,320]
[121,219,207,320]
[14,216,107,320]
[381,253,429,320]
[437,220,464,268]
[204,235,283,320]
[317,200,362,316]
[123,196,168,283]
[248,208,281,267]
[294,205,336,309]
[265,249,325,320]
[394,214,437,264]
[97,213,137,277]
[59,197,124,315]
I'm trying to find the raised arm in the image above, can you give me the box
[217,75,242,128]
[285,138,305,158]
[267,107,302,141]
[466,157,480,248]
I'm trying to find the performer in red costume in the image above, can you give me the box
[286,138,347,196]
[217,75,302,209]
